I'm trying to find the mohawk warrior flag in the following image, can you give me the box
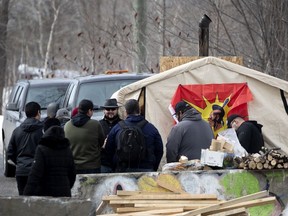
[170,83,253,135]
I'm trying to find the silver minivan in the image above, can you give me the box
[60,73,152,120]
[2,78,72,177]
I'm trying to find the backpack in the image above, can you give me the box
[116,119,148,165]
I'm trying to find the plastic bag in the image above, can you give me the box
[217,128,248,157]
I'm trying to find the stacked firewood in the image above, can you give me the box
[234,147,288,170]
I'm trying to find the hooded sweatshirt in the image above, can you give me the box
[7,118,43,176]
[24,126,76,197]
[64,113,105,170]
[166,108,214,162]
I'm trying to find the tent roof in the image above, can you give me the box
[113,56,288,158]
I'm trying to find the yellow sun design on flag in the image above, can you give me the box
[183,94,232,134]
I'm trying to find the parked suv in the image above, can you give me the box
[60,73,152,120]
[2,78,72,177]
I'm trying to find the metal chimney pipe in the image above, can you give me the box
[198,14,212,56]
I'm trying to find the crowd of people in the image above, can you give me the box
[6,98,264,197]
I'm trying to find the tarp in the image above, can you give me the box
[112,56,288,161]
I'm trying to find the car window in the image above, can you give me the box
[26,84,69,109]
[77,79,138,106]
[66,83,78,109]
[12,86,23,103]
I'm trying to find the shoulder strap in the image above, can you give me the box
[118,120,126,129]
[136,119,148,128]
[119,119,148,128]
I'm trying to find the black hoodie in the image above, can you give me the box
[7,118,43,176]
[24,126,76,197]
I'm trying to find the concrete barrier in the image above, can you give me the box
[1,169,287,216]
[0,196,93,216]
[73,169,287,215]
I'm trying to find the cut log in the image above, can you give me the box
[267,154,273,161]
[270,159,278,166]
[256,163,263,170]
[248,161,256,169]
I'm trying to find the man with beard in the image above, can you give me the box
[99,98,122,173]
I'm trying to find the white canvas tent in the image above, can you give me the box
[112,57,288,159]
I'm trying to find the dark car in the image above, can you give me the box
[2,78,72,177]
[60,73,152,120]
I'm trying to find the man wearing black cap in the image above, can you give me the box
[166,101,214,163]
[227,114,264,154]
[64,99,105,174]
[99,98,122,173]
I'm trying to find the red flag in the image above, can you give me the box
[170,83,253,133]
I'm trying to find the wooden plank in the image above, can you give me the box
[134,203,212,209]
[178,190,269,216]
[116,207,175,213]
[96,201,107,215]
[205,207,247,216]
[159,56,243,72]
[203,197,275,215]
[156,178,186,193]
[116,190,177,196]
[103,193,218,201]
[110,199,220,205]
[99,208,184,216]
[128,208,184,215]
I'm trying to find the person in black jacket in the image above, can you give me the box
[105,99,163,172]
[227,114,264,154]
[24,125,76,197]
[7,102,43,195]
[99,98,122,173]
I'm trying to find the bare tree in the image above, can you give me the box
[0,0,9,114]
[3,0,288,83]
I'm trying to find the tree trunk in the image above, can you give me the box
[0,0,9,115]
[134,0,147,74]
[43,0,60,78]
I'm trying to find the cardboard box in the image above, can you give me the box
[200,149,225,167]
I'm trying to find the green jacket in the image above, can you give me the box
[64,114,105,170]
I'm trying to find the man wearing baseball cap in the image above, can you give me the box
[166,101,214,163]
[227,114,264,154]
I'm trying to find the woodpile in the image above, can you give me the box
[235,147,288,170]
[97,190,275,216]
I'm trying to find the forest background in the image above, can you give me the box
[0,0,287,114]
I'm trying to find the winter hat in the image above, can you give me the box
[227,114,242,128]
[71,107,78,117]
[43,125,65,139]
[43,118,61,132]
[46,102,59,118]
[56,108,70,119]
